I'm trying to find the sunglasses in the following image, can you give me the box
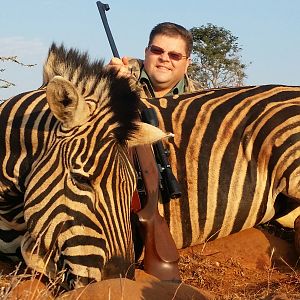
[147,45,188,61]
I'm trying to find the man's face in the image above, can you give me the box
[143,34,190,95]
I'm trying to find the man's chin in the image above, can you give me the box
[152,75,172,85]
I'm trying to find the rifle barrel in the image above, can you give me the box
[96,1,120,58]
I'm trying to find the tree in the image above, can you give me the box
[0,56,35,89]
[189,23,248,89]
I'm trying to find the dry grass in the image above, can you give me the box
[2,257,299,300]
[0,227,300,299]
[0,262,65,299]
[179,247,300,299]
[0,256,299,299]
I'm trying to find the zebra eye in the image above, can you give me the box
[71,172,91,188]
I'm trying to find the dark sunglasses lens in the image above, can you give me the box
[150,46,164,55]
[149,45,184,61]
[168,52,182,61]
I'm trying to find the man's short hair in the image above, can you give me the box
[148,22,193,56]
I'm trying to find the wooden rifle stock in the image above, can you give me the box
[133,144,180,281]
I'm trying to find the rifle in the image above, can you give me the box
[140,108,181,200]
[96,1,180,281]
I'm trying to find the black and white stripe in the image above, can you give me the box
[140,85,300,249]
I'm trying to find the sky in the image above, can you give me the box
[1,0,300,100]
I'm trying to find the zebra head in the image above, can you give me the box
[20,43,169,288]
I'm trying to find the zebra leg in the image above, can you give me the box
[0,217,25,261]
[294,215,300,254]
[0,197,26,261]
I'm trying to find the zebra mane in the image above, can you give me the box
[43,42,140,143]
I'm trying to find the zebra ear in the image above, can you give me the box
[46,76,90,128]
[127,121,174,147]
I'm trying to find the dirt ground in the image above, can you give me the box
[178,227,300,299]
[0,227,299,299]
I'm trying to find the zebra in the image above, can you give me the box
[139,85,300,254]
[0,43,169,288]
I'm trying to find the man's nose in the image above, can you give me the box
[159,51,170,61]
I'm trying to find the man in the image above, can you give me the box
[107,22,200,98]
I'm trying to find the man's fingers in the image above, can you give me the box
[117,66,131,78]
[106,57,131,78]
[122,56,129,65]
[109,57,123,66]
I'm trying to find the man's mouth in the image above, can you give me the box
[156,65,170,71]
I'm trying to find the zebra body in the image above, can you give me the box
[140,85,300,250]
[0,43,168,287]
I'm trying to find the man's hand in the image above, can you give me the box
[106,56,131,78]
